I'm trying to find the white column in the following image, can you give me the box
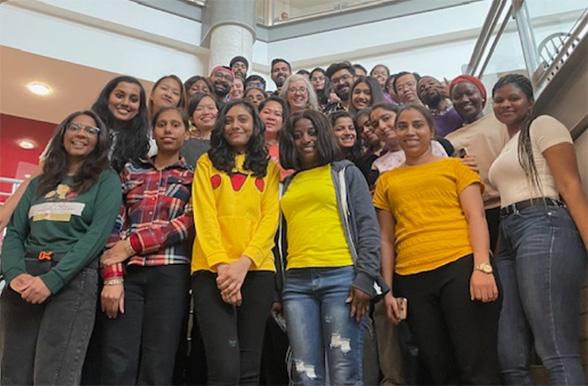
[208,24,254,71]
[202,0,256,74]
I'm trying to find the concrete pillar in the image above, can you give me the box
[201,0,256,74]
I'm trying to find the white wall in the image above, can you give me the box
[0,0,207,81]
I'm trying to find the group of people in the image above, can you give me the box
[0,54,586,386]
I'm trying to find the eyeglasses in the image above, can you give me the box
[66,122,101,136]
[287,87,307,94]
[331,74,352,85]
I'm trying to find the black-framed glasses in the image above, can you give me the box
[66,122,101,136]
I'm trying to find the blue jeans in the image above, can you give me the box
[283,266,363,386]
[495,205,587,385]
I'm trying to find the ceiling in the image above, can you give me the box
[0,45,153,124]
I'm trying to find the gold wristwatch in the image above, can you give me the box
[474,262,493,274]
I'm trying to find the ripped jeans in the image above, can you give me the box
[283,266,363,386]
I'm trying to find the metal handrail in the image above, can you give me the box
[532,8,588,95]
[466,0,515,78]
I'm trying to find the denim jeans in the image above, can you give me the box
[0,261,98,385]
[283,266,363,386]
[495,205,587,385]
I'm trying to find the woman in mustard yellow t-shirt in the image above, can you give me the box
[279,110,385,385]
[373,104,501,384]
[191,99,279,385]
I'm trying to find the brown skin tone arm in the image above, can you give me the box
[377,209,402,323]
[543,142,588,249]
[459,183,498,302]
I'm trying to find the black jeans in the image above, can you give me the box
[394,254,502,385]
[0,262,98,385]
[100,264,190,385]
[192,270,274,386]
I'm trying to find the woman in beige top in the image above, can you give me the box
[447,75,509,251]
[488,73,587,385]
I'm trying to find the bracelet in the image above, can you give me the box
[103,278,124,286]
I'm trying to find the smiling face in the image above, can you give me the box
[417,76,444,108]
[351,82,372,111]
[287,80,309,113]
[229,77,245,100]
[451,81,485,123]
[192,95,218,133]
[492,83,533,129]
[394,108,434,159]
[333,116,356,149]
[370,65,389,89]
[370,107,399,151]
[395,73,419,103]
[150,77,182,111]
[271,61,291,88]
[153,109,188,153]
[259,100,284,135]
[108,81,141,122]
[223,104,254,153]
[330,68,354,101]
[210,69,234,97]
[293,117,319,169]
[231,61,247,79]
[63,114,99,162]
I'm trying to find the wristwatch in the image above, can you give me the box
[474,262,493,274]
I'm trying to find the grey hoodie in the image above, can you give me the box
[277,160,388,299]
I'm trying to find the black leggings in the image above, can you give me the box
[192,270,274,386]
[394,254,502,385]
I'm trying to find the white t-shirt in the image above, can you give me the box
[488,115,572,207]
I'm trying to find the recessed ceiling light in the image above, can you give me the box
[16,139,38,149]
[26,82,52,96]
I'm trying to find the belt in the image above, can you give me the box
[500,198,565,216]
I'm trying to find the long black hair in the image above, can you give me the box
[330,110,363,162]
[91,75,150,172]
[349,76,385,114]
[209,99,269,177]
[280,110,342,171]
[37,110,111,196]
[492,73,540,191]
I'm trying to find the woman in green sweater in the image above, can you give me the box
[0,110,122,386]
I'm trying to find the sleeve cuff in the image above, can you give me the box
[128,234,141,254]
[40,270,65,294]
[101,263,125,280]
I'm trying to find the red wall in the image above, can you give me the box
[0,114,55,201]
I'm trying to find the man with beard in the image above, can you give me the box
[323,62,356,114]
[209,65,234,104]
[230,56,248,80]
[270,58,291,94]
[417,75,463,137]
[393,71,422,105]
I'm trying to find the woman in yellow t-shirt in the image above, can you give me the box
[373,104,501,384]
[191,99,279,385]
[279,110,385,385]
